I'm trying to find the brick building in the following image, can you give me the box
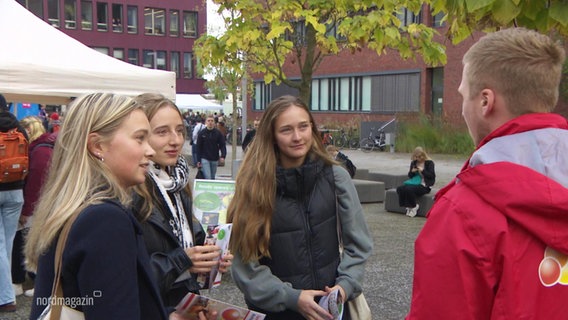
[18,0,207,94]
[247,7,481,130]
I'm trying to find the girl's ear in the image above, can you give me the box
[87,132,104,159]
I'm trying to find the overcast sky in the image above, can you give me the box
[207,0,225,36]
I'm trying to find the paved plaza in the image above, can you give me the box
[6,144,467,320]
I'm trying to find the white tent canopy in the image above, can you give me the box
[0,0,175,105]
[175,94,223,111]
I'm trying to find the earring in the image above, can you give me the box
[96,152,104,162]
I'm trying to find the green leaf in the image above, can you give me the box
[464,0,494,12]
[491,0,522,25]
[549,1,568,27]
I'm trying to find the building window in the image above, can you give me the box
[253,82,272,110]
[325,21,346,41]
[47,0,60,27]
[127,49,139,65]
[113,48,124,60]
[311,76,371,112]
[144,7,165,35]
[183,52,193,78]
[182,11,197,38]
[112,3,123,32]
[156,51,167,70]
[93,47,109,55]
[170,52,180,78]
[169,10,179,37]
[432,11,444,28]
[20,0,44,19]
[96,2,108,31]
[126,6,137,33]
[430,67,444,115]
[143,50,155,68]
[285,21,306,46]
[371,72,420,112]
[396,8,421,27]
[81,0,92,30]
[64,0,76,29]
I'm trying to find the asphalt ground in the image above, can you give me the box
[6,143,467,320]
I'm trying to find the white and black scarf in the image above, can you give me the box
[148,156,193,249]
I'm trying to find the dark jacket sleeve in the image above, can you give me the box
[408,160,417,178]
[422,160,436,187]
[66,204,149,319]
[218,129,226,158]
[137,189,206,307]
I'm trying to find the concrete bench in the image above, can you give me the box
[384,188,437,217]
[368,172,408,190]
[353,168,369,180]
[352,179,385,203]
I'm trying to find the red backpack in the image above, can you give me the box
[0,129,29,183]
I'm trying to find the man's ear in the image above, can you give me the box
[480,89,496,116]
[87,132,104,159]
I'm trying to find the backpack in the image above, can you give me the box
[0,129,29,183]
[344,158,357,178]
[337,152,356,178]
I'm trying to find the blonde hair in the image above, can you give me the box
[411,146,431,161]
[25,93,143,271]
[133,93,191,221]
[20,116,45,142]
[227,95,334,262]
[463,28,566,115]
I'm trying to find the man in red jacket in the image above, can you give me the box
[407,28,568,319]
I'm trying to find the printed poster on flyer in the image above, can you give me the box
[192,179,235,228]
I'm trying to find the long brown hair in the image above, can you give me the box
[227,95,333,262]
[132,93,191,221]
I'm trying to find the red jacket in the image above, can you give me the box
[407,113,568,319]
[21,132,57,217]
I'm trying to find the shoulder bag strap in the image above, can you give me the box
[49,212,80,320]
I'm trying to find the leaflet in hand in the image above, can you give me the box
[318,289,344,320]
[197,223,232,289]
[176,292,265,320]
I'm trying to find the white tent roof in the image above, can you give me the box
[0,0,175,105]
[175,94,223,111]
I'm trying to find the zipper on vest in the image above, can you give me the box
[302,190,319,287]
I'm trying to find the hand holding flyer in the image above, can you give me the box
[318,289,344,320]
[197,223,232,289]
[176,292,265,320]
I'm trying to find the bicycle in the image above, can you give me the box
[359,127,387,152]
[334,128,359,150]
[322,130,334,146]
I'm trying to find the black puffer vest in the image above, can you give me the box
[255,160,340,317]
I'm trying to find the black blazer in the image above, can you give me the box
[30,200,168,320]
[133,185,206,312]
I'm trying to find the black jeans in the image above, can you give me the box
[396,184,430,207]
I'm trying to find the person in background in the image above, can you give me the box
[241,119,259,152]
[407,28,568,319]
[38,104,49,131]
[196,114,226,180]
[227,95,373,319]
[0,94,29,313]
[11,116,49,298]
[325,145,357,178]
[25,93,170,319]
[133,93,232,313]
[395,146,435,217]
[191,117,205,168]
[48,111,60,133]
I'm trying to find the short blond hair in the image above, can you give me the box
[463,28,565,115]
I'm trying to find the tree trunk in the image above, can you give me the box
[231,89,238,163]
